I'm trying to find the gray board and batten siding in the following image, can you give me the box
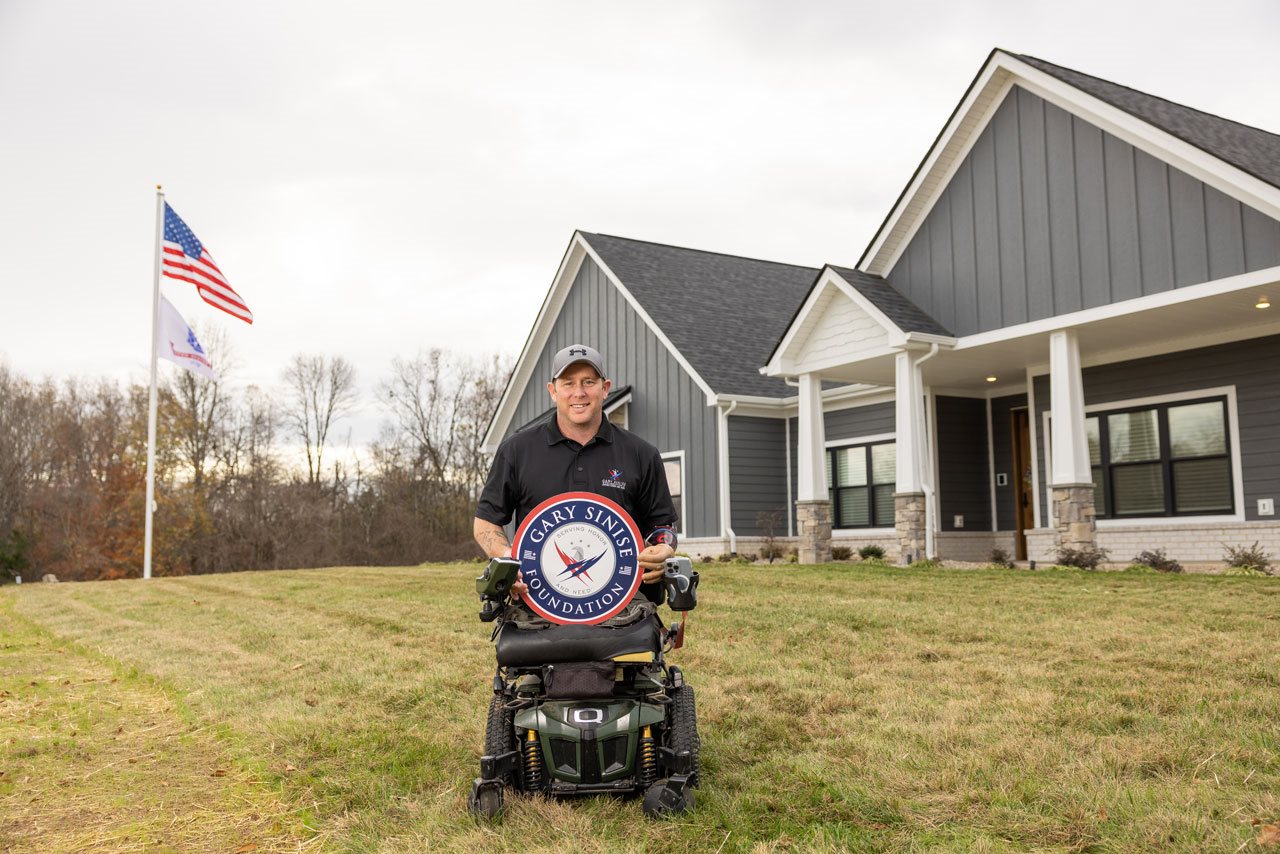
[504,256,720,539]
[935,396,992,532]
[888,86,1280,337]
[1032,334,1280,527]
[727,416,791,537]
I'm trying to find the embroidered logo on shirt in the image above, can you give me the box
[601,468,626,490]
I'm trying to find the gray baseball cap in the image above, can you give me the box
[551,344,606,379]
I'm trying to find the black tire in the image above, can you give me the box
[668,684,700,788]
[469,783,504,819]
[484,693,516,788]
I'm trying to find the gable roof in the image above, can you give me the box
[1016,53,1280,191]
[581,233,820,397]
[827,267,950,336]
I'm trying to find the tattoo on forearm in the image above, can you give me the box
[477,527,511,558]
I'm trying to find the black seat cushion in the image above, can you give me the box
[495,618,660,667]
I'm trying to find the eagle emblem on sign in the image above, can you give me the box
[510,491,643,625]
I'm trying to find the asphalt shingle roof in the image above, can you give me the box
[827,266,951,337]
[1017,53,1280,191]
[581,234,821,398]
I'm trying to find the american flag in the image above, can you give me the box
[161,203,253,324]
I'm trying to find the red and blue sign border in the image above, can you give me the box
[510,491,643,625]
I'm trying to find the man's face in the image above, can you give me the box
[547,363,611,429]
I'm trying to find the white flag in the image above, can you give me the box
[157,296,216,380]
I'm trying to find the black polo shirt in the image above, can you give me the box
[476,417,678,604]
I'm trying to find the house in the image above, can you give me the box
[484,49,1280,565]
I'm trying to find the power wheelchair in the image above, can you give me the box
[468,556,700,819]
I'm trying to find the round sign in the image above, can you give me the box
[510,491,644,625]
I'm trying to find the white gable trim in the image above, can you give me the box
[861,51,1280,277]
[483,233,718,452]
[483,235,587,451]
[765,268,915,376]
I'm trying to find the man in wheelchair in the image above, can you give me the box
[469,344,700,818]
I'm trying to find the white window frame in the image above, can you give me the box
[604,392,631,430]
[661,450,687,538]
[1040,385,1245,526]
[824,432,897,535]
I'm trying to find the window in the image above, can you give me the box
[826,441,895,528]
[606,402,628,429]
[661,451,685,535]
[1087,397,1233,518]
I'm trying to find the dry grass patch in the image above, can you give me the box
[0,599,308,853]
[6,562,1280,851]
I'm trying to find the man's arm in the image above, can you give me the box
[473,517,511,559]
[473,517,528,601]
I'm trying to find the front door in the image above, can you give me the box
[1011,409,1034,560]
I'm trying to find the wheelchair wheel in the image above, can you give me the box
[484,693,516,787]
[668,684,700,788]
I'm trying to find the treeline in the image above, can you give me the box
[0,348,508,582]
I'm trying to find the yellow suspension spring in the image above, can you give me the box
[523,728,544,791]
[639,725,657,787]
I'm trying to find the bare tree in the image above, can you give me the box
[283,354,358,485]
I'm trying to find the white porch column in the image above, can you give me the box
[894,351,925,494]
[1048,329,1098,552]
[794,372,831,563]
[894,351,927,563]
[796,372,827,500]
[1049,330,1091,485]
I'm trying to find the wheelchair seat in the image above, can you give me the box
[494,617,660,667]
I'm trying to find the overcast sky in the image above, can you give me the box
[2,0,1278,443]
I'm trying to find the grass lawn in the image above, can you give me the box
[2,562,1278,852]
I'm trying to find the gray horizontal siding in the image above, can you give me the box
[990,394,1028,531]
[728,416,790,537]
[936,396,992,532]
[506,257,720,537]
[890,86,1280,336]
[825,402,895,442]
[1034,334,1280,525]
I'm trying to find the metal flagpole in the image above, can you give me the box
[143,185,164,580]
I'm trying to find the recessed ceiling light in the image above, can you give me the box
[1257,297,1272,309]
[985,375,998,383]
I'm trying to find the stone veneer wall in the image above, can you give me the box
[796,500,832,563]
[895,492,927,564]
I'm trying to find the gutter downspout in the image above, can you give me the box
[718,400,739,554]
[914,343,941,559]
[784,377,799,539]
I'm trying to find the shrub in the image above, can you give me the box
[989,547,1015,569]
[1055,545,1110,570]
[858,545,886,561]
[760,544,786,561]
[909,558,942,570]
[717,553,733,563]
[1223,541,1274,575]
[700,554,713,563]
[831,546,852,561]
[1131,548,1183,573]
[786,549,798,564]
[0,529,31,583]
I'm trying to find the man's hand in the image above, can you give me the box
[510,572,528,602]
[638,543,675,584]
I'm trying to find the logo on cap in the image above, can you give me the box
[569,347,587,356]
[511,492,642,625]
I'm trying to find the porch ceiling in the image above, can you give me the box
[816,286,1280,393]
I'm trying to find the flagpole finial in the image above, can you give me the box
[156,184,162,191]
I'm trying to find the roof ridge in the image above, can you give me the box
[581,231,819,272]
[1017,52,1280,143]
